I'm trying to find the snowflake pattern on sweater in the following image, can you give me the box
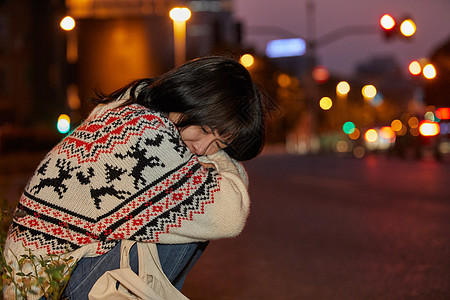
[7,105,220,255]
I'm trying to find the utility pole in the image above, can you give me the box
[302,0,320,153]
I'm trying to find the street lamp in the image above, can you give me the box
[169,7,191,67]
[319,97,332,110]
[408,59,437,79]
[408,60,422,75]
[60,16,77,64]
[362,84,377,99]
[240,54,255,68]
[60,16,75,31]
[336,81,350,96]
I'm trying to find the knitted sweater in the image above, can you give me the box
[3,103,250,299]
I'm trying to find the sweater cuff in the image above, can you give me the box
[197,151,249,188]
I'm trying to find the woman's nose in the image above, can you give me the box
[192,136,216,155]
[192,141,208,155]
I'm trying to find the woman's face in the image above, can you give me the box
[178,125,229,156]
[169,112,229,156]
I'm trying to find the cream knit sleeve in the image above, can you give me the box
[156,151,251,243]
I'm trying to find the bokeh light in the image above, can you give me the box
[336,140,350,153]
[365,129,378,143]
[312,66,330,84]
[408,61,421,75]
[343,121,356,134]
[57,114,71,134]
[410,127,420,136]
[391,119,403,132]
[436,107,450,120]
[353,146,365,159]
[380,126,395,141]
[169,7,191,21]
[400,19,416,37]
[423,64,436,79]
[349,128,360,140]
[424,111,437,122]
[336,81,350,95]
[319,97,333,110]
[60,16,76,31]
[408,116,419,128]
[240,54,254,68]
[380,14,395,30]
[362,85,377,98]
[277,73,291,88]
[419,121,440,136]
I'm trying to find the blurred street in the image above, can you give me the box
[183,151,450,300]
[1,150,449,299]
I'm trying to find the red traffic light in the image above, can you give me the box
[380,14,396,30]
[380,14,396,39]
[380,14,416,40]
[436,107,450,120]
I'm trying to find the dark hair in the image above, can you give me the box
[93,56,267,161]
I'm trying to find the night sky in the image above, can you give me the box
[233,0,450,76]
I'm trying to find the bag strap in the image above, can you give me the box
[138,242,165,276]
[117,240,189,300]
[119,240,165,275]
[119,240,136,269]
[107,268,165,300]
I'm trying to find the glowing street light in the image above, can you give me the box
[60,16,78,64]
[400,19,416,37]
[336,81,350,96]
[240,54,254,68]
[60,16,75,31]
[362,85,377,99]
[169,7,191,66]
[365,129,378,143]
[319,97,333,110]
[408,60,422,75]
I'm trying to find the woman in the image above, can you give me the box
[3,56,267,299]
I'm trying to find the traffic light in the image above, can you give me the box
[380,14,396,39]
[380,14,416,40]
[399,19,416,37]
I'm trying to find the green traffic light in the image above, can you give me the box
[343,121,356,134]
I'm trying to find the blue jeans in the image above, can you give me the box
[59,241,208,299]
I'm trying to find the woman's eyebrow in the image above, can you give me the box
[201,126,212,133]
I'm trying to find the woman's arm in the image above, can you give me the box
[94,113,250,245]
[154,150,251,243]
[7,106,251,256]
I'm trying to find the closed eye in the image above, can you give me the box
[201,126,212,134]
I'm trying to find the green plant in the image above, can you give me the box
[0,199,75,299]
